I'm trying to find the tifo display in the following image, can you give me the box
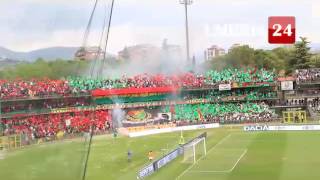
[0,68,319,145]
[0,68,276,99]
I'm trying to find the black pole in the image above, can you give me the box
[82,0,99,48]
[99,0,115,78]
[82,125,95,180]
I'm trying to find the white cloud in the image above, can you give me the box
[312,2,320,18]
[1,0,320,54]
[3,23,184,53]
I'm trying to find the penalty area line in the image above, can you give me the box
[175,134,232,180]
[189,148,248,174]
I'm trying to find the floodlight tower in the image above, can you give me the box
[179,0,193,64]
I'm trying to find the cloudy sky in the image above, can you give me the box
[1,0,320,54]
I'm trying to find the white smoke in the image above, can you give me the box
[85,40,198,78]
[112,105,125,128]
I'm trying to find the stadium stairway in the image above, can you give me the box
[307,106,318,121]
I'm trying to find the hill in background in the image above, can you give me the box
[0,46,79,62]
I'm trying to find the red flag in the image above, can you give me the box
[197,108,204,122]
[170,105,175,115]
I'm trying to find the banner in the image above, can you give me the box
[269,125,320,131]
[155,148,183,169]
[92,86,179,97]
[129,123,219,137]
[244,125,320,131]
[95,94,169,105]
[51,106,95,114]
[137,132,207,179]
[281,81,294,91]
[137,164,155,179]
[278,76,295,81]
[244,125,270,131]
[219,84,231,91]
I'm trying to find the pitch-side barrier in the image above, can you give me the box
[244,124,320,131]
[128,123,219,138]
[137,132,207,179]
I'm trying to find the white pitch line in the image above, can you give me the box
[175,134,232,180]
[189,148,248,174]
[228,149,247,172]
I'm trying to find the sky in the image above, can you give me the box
[0,0,320,55]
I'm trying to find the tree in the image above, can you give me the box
[204,45,294,74]
[204,55,227,71]
[254,49,282,71]
[226,45,255,67]
[271,46,294,73]
[290,37,312,70]
[0,59,89,80]
[309,54,320,68]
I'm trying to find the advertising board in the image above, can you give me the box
[129,123,219,137]
[244,125,320,131]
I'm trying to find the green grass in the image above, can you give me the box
[1,128,320,180]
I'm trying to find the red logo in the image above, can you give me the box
[268,16,296,44]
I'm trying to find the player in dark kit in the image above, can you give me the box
[127,149,132,162]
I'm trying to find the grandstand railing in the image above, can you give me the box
[285,93,320,99]
[0,93,91,102]
[297,80,320,85]
[1,96,280,118]
[0,105,96,119]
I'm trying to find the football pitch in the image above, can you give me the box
[1,127,320,180]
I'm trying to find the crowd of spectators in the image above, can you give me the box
[204,111,275,124]
[0,79,73,99]
[308,98,320,113]
[1,110,111,139]
[296,68,320,83]
[70,68,276,92]
[162,102,276,124]
[67,73,205,92]
[0,68,277,99]
[206,89,277,102]
[285,98,306,106]
[205,68,276,85]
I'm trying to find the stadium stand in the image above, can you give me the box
[205,68,276,85]
[308,98,320,113]
[0,68,276,99]
[296,68,320,83]
[1,68,320,142]
[0,79,73,99]
[1,110,111,139]
[162,102,275,124]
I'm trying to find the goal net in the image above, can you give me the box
[182,137,207,164]
[0,149,5,160]
[0,137,5,160]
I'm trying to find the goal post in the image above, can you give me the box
[182,137,207,164]
[0,134,22,151]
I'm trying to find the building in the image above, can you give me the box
[228,43,241,52]
[118,44,161,61]
[205,45,225,61]
[161,39,183,61]
[74,46,105,61]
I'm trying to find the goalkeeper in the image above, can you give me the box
[148,151,154,161]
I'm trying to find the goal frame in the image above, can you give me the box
[183,137,207,164]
